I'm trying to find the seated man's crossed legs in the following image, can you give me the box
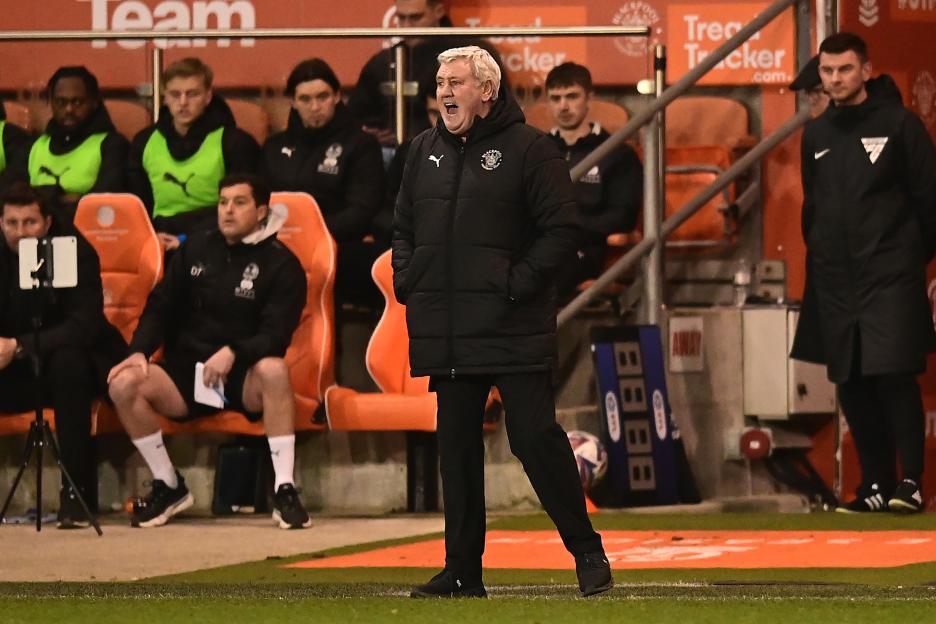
[108,354,311,529]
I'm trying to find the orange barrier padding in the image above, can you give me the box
[287,529,936,570]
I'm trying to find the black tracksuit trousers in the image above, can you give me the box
[432,371,603,581]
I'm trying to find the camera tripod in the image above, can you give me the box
[0,253,102,535]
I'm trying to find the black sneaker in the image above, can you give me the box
[57,487,91,530]
[272,483,312,529]
[131,471,194,528]
[888,479,923,514]
[835,483,889,514]
[576,551,614,597]
[410,569,487,598]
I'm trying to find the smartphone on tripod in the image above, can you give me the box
[18,236,78,289]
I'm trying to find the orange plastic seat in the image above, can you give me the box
[160,192,336,435]
[227,99,270,146]
[73,193,165,434]
[666,96,752,149]
[326,250,437,431]
[523,98,630,134]
[104,99,151,141]
[0,409,57,436]
[2,101,33,133]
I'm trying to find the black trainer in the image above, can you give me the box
[272,483,312,529]
[57,487,90,530]
[131,471,194,528]
[410,569,487,598]
[888,479,923,514]
[576,551,614,597]
[835,482,889,514]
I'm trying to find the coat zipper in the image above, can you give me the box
[447,144,466,380]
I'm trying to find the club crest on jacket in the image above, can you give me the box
[318,143,343,175]
[481,149,502,171]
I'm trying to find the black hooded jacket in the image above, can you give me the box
[392,90,581,376]
[0,104,33,196]
[261,104,385,243]
[0,221,127,388]
[127,96,259,216]
[791,75,936,382]
[548,123,642,248]
[129,228,306,369]
[32,103,129,196]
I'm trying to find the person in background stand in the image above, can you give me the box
[543,62,642,302]
[127,58,259,253]
[0,101,33,196]
[261,58,385,309]
[28,67,128,218]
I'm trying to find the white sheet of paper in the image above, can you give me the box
[194,362,226,408]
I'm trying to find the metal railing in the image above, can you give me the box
[559,0,803,326]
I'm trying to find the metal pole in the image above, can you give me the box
[0,25,650,41]
[394,44,406,146]
[642,44,666,326]
[570,0,796,182]
[151,45,163,124]
[558,107,811,326]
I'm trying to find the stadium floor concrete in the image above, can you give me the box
[0,514,445,582]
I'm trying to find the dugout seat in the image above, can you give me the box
[228,99,271,146]
[325,250,437,431]
[523,98,630,135]
[666,96,753,150]
[104,99,151,142]
[664,145,736,248]
[159,192,336,435]
[2,101,34,133]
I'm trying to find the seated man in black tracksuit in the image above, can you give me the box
[107,173,311,530]
[0,182,126,529]
[28,66,128,219]
[0,101,33,196]
[543,62,642,301]
[127,57,259,253]
[261,58,385,308]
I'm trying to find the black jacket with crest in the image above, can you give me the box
[392,91,581,377]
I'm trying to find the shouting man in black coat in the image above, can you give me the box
[393,46,612,598]
[791,33,936,514]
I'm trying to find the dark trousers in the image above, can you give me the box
[433,371,603,580]
[838,373,925,489]
[0,348,97,510]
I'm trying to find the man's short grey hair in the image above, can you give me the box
[437,46,501,100]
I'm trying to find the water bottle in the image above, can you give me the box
[733,259,751,307]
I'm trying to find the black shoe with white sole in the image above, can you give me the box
[835,483,889,514]
[131,472,194,528]
[888,479,923,514]
[272,483,312,529]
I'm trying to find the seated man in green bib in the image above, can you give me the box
[128,57,260,252]
[0,100,33,196]
[28,67,128,217]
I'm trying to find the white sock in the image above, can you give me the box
[132,431,178,489]
[268,434,296,491]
